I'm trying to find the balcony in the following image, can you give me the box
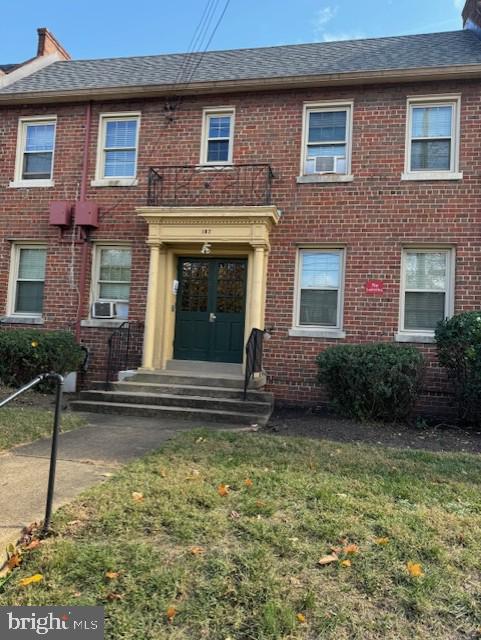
[147,164,274,208]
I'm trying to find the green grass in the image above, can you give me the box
[1,431,481,639]
[0,407,85,451]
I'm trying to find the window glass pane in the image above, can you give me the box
[301,252,340,289]
[300,290,338,326]
[105,120,137,148]
[99,249,131,282]
[22,152,53,179]
[25,124,55,152]
[207,139,229,162]
[99,283,130,300]
[411,140,451,171]
[406,252,446,290]
[104,150,136,177]
[412,106,452,138]
[15,282,44,314]
[208,116,231,139]
[18,249,46,280]
[404,292,445,330]
[307,144,346,158]
[308,110,347,143]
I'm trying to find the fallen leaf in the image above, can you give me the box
[73,592,81,598]
[217,484,230,497]
[19,574,43,587]
[7,554,22,570]
[407,561,424,577]
[105,571,120,580]
[229,510,240,520]
[244,478,253,488]
[24,540,41,551]
[343,544,359,555]
[195,437,205,444]
[375,537,390,546]
[132,492,144,502]
[340,559,352,568]
[166,606,177,624]
[190,546,205,555]
[318,553,338,566]
[296,613,306,623]
[106,592,123,601]
[186,469,200,480]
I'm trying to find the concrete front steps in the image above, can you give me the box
[70,361,274,426]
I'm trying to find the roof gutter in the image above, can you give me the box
[1,63,481,104]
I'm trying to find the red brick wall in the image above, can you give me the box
[0,80,480,414]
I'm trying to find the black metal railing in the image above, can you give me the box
[147,163,274,207]
[0,373,64,537]
[243,328,266,400]
[106,321,144,387]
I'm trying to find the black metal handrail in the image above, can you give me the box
[243,328,266,400]
[106,321,144,388]
[0,373,64,536]
[147,163,275,207]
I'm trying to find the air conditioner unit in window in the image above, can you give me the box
[315,156,336,173]
[92,301,116,319]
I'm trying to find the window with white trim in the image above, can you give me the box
[400,249,454,333]
[97,114,139,179]
[405,98,460,174]
[296,249,344,328]
[94,246,132,318]
[303,105,351,175]
[15,118,56,182]
[201,109,234,164]
[10,245,47,316]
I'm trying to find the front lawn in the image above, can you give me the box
[1,431,480,639]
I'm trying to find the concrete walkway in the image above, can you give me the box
[0,413,245,562]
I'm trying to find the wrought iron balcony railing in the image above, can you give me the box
[147,163,274,207]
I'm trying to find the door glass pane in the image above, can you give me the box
[300,290,338,326]
[308,111,346,143]
[411,140,451,171]
[404,292,445,330]
[301,252,340,289]
[412,106,452,138]
[216,262,246,313]
[405,252,446,290]
[180,261,209,312]
[18,249,46,280]
[15,281,44,314]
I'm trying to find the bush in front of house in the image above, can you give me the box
[435,311,481,425]
[316,343,425,422]
[0,329,84,389]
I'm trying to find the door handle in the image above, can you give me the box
[209,312,217,323]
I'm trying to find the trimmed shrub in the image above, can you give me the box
[0,329,84,389]
[435,311,481,425]
[316,343,424,422]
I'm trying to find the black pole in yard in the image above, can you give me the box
[42,373,64,536]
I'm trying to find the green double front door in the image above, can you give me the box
[174,257,247,363]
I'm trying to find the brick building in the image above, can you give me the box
[1,3,481,420]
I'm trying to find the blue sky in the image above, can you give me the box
[1,0,466,63]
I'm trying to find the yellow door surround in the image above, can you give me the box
[136,205,280,371]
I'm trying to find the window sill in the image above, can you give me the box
[91,178,138,187]
[289,327,346,339]
[296,174,353,184]
[9,179,54,188]
[401,171,463,182]
[196,164,234,171]
[395,332,435,344]
[81,319,127,329]
[1,315,44,325]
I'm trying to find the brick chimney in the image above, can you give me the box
[37,28,70,60]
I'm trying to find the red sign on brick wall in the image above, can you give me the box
[365,280,384,295]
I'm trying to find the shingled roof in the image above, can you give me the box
[1,30,481,97]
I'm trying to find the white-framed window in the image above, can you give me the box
[399,248,454,335]
[11,116,56,187]
[200,108,235,165]
[301,103,353,176]
[295,248,345,329]
[92,245,132,319]
[403,96,461,180]
[94,113,140,184]
[8,245,47,317]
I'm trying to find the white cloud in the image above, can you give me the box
[313,5,337,37]
[320,31,367,42]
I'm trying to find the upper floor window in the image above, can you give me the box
[94,113,140,185]
[302,103,352,177]
[403,96,461,180]
[11,117,56,187]
[201,108,234,165]
[9,245,47,317]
